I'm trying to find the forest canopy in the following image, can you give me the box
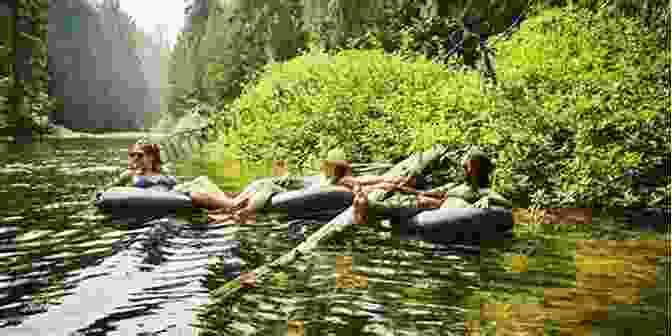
[182,1,670,212]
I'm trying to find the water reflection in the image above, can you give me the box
[0,138,240,335]
[200,211,670,336]
[0,138,669,336]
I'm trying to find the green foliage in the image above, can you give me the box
[163,0,306,124]
[338,0,528,66]
[206,49,463,170]
[165,33,202,120]
[490,7,670,209]
[173,110,209,133]
[207,7,669,210]
[164,1,530,130]
[152,115,176,133]
[536,0,670,47]
[0,0,55,137]
[203,1,304,105]
[346,8,463,65]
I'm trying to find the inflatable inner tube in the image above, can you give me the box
[95,188,193,217]
[94,176,513,245]
[95,176,347,219]
[391,207,514,244]
[266,186,354,218]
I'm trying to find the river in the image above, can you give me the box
[0,137,669,336]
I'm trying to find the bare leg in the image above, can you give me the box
[208,192,255,215]
[208,202,256,225]
[389,175,416,188]
[369,182,394,193]
[190,191,238,211]
[208,197,255,224]
[417,195,443,209]
[232,190,255,208]
[240,272,256,288]
[352,185,369,225]
[231,203,257,224]
[208,212,236,224]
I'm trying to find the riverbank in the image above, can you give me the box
[0,126,169,142]
[46,125,170,139]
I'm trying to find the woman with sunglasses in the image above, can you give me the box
[102,139,252,213]
[102,140,176,191]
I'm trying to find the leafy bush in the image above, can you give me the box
[206,7,669,211]
[489,7,670,210]
[534,0,670,48]
[166,1,531,128]
[205,49,473,169]
[173,110,209,133]
[152,115,176,133]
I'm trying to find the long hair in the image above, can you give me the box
[129,142,163,173]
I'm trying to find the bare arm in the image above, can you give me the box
[355,175,405,185]
[339,175,410,188]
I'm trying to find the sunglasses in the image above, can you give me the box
[129,152,144,159]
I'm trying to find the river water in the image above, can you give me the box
[0,137,669,336]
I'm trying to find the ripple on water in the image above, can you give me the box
[8,183,31,188]
[0,168,32,174]
[3,139,670,335]
[0,225,17,237]
[15,230,53,243]
[2,210,242,335]
[57,166,121,177]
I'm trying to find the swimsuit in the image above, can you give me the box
[132,174,178,192]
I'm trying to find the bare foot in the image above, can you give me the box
[417,195,442,209]
[240,272,256,288]
[397,175,416,188]
[232,208,257,225]
[208,207,229,215]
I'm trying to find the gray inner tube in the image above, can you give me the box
[95,189,193,216]
[244,175,354,219]
[94,176,327,217]
[394,207,514,244]
[267,187,354,217]
[95,177,514,244]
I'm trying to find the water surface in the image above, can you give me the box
[0,138,669,336]
[0,138,239,335]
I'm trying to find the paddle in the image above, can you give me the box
[210,144,449,300]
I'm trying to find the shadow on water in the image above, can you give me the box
[198,210,669,336]
[197,208,669,335]
[0,138,240,335]
[0,138,669,336]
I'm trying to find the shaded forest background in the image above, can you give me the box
[0,0,668,140]
[160,0,669,133]
[170,0,669,212]
[159,0,529,131]
[0,0,171,136]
